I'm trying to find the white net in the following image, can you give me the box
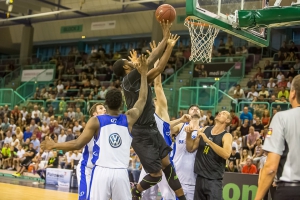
[184,17,220,63]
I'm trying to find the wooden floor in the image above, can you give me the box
[0,182,78,200]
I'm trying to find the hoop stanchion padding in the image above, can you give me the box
[184,17,219,63]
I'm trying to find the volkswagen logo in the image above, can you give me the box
[109,133,122,148]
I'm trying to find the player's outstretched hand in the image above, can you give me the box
[40,136,55,151]
[180,114,191,123]
[135,54,148,75]
[160,19,171,39]
[167,34,180,47]
[146,41,157,56]
[128,50,138,64]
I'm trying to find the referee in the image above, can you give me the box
[255,74,300,200]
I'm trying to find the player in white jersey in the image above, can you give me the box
[76,103,106,200]
[170,105,203,200]
[42,55,149,200]
[140,59,191,200]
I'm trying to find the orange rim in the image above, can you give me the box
[185,16,210,27]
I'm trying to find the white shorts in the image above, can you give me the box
[88,166,131,200]
[76,165,93,200]
[139,168,176,200]
[181,184,195,200]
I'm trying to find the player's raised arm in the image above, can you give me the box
[147,20,171,69]
[147,34,180,83]
[186,125,202,152]
[126,54,148,131]
[41,117,99,152]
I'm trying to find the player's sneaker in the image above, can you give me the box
[12,172,20,177]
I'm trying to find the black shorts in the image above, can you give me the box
[20,158,32,169]
[131,123,172,174]
[194,175,223,200]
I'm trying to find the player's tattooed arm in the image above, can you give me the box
[126,54,148,132]
[147,34,180,84]
[147,20,171,69]
[41,117,99,151]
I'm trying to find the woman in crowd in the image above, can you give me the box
[225,161,238,172]
[261,109,271,128]
[239,149,251,171]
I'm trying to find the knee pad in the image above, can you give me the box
[163,164,182,191]
[139,174,162,190]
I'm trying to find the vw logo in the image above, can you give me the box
[109,133,122,148]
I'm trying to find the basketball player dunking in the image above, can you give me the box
[171,105,202,200]
[139,58,191,200]
[186,111,233,200]
[42,55,149,200]
[76,103,106,200]
[112,22,186,200]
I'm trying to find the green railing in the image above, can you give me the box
[178,86,218,114]
[217,89,238,112]
[0,65,21,88]
[0,89,25,109]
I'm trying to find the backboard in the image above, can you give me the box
[186,0,270,47]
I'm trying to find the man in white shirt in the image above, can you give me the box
[247,86,258,101]
[29,120,38,133]
[74,108,84,122]
[287,76,293,89]
[71,150,82,169]
[61,151,73,169]
[4,131,13,144]
[31,133,40,153]
[58,130,67,143]
[72,121,82,133]
[10,134,20,151]
[98,86,108,100]
[31,105,41,118]
[68,108,76,120]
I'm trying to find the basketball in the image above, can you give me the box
[155,4,176,23]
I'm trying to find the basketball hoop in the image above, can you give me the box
[184,17,220,63]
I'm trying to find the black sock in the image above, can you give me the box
[178,195,186,200]
[163,164,182,191]
[139,174,162,191]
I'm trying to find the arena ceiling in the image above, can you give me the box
[0,0,186,27]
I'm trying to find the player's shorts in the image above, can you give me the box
[76,165,93,200]
[88,166,131,200]
[131,123,172,173]
[194,175,222,200]
[20,158,32,169]
[139,167,176,200]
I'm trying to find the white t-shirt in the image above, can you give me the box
[41,151,53,161]
[65,152,73,163]
[17,149,25,158]
[68,112,75,119]
[73,125,82,133]
[11,139,20,147]
[71,153,82,161]
[234,89,245,98]
[58,134,67,143]
[267,82,276,88]
[32,110,41,118]
[57,84,64,91]
[21,111,28,118]
[277,74,285,83]
[247,91,258,100]
[4,137,13,144]
[287,81,292,88]
[10,124,16,134]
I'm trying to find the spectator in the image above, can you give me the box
[252,139,264,165]
[57,80,64,91]
[240,119,250,137]
[1,143,11,169]
[20,107,28,119]
[4,131,13,144]
[42,112,50,125]
[239,106,253,126]
[253,117,264,135]
[164,63,175,78]
[247,77,256,89]
[56,89,65,98]
[37,151,58,180]
[10,134,20,152]
[247,126,260,155]
[277,86,289,99]
[29,119,38,133]
[206,110,214,126]
[70,150,82,169]
[279,41,288,53]
[98,86,108,100]
[23,127,32,143]
[255,76,265,91]
[74,108,84,122]
[65,128,74,142]
[294,58,300,70]
[229,110,239,132]
[73,121,82,133]
[239,149,250,170]
[225,161,238,172]
[286,51,297,61]
[261,110,271,128]
[276,71,285,83]
[247,86,258,101]
[1,118,10,133]
[31,133,40,153]
[228,147,240,167]
[287,67,298,78]
[266,78,276,90]
[254,67,264,79]
[289,41,298,52]
[12,143,37,177]
[241,45,248,55]
[287,76,293,89]
[258,85,269,98]
[53,121,64,135]
[41,121,49,138]
[263,60,273,78]
[60,151,73,169]
[57,129,67,143]
[278,76,288,88]
[15,127,23,143]
[233,84,245,105]
[68,108,75,120]
[33,113,41,126]
[62,112,71,128]
[12,145,25,171]
[31,105,41,118]
[242,157,257,174]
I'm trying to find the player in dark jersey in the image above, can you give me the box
[112,22,186,199]
[185,111,233,200]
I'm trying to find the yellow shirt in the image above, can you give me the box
[278,90,289,99]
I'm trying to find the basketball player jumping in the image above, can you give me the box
[76,103,106,200]
[139,57,191,200]
[42,55,149,200]
[112,22,186,199]
[185,111,233,200]
[170,105,202,200]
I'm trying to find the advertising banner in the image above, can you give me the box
[91,21,116,30]
[60,25,83,33]
[223,172,258,200]
[21,69,54,82]
[45,168,73,188]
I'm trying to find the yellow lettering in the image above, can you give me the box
[203,146,210,154]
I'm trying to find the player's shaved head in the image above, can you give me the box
[113,59,126,77]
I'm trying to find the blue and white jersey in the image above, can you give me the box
[172,123,199,185]
[154,113,172,146]
[78,140,97,169]
[92,114,132,169]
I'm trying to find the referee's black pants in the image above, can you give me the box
[194,175,222,200]
[274,185,300,200]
